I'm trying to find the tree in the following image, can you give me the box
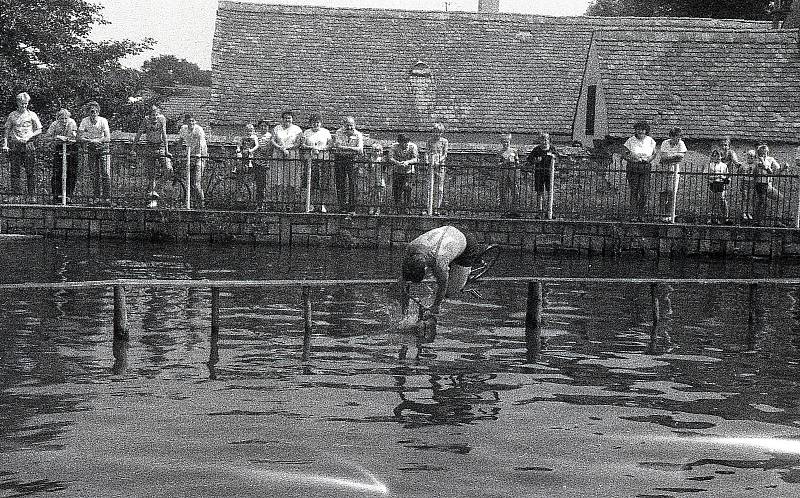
[585,0,773,20]
[141,54,211,89]
[0,0,152,128]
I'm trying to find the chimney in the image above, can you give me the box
[478,0,500,14]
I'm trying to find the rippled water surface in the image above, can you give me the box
[2,240,800,497]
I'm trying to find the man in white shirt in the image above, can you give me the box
[300,113,332,212]
[45,108,78,203]
[658,127,687,222]
[332,116,364,213]
[178,113,208,209]
[78,101,112,204]
[2,92,42,196]
[623,121,657,221]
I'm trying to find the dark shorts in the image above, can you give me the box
[709,181,726,193]
[534,168,551,193]
[452,229,481,267]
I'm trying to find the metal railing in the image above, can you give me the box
[2,147,798,227]
[0,276,795,364]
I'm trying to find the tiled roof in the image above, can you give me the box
[212,1,773,136]
[596,29,800,142]
[158,86,212,126]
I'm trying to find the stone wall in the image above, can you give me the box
[2,205,799,259]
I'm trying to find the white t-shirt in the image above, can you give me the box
[179,123,207,157]
[272,124,302,149]
[78,116,110,142]
[5,109,42,143]
[660,139,687,161]
[302,127,331,150]
[624,135,657,162]
[704,161,729,182]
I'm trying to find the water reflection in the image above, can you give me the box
[3,240,800,495]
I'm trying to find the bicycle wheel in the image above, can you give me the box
[467,244,501,284]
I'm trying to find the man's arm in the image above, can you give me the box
[30,113,42,139]
[159,117,169,155]
[101,118,111,143]
[431,259,449,312]
[3,114,12,150]
[407,144,419,165]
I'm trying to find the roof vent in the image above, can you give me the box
[515,30,534,42]
[410,61,431,77]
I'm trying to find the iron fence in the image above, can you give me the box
[1,146,797,227]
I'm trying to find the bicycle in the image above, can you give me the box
[461,243,502,298]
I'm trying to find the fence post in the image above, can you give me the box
[795,174,800,229]
[185,146,192,209]
[302,285,312,360]
[305,155,313,213]
[113,285,128,341]
[669,163,679,223]
[208,286,220,379]
[61,142,68,206]
[525,281,543,362]
[427,161,435,216]
[547,159,555,220]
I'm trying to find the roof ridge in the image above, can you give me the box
[217,1,771,26]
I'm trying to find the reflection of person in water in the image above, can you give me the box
[398,225,482,316]
[392,373,501,427]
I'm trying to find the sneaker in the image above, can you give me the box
[147,199,158,209]
[320,205,327,213]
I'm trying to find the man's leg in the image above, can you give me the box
[333,156,347,211]
[192,157,204,208]
[66,152,78,199]
[51,153,62,203]
[446,264,471,297]
[9,149,23,195]
[347,158,357,212]
[100,147,112,201]
[23,147,37,195]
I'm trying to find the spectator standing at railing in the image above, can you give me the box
[718,137,746,220]
[131,103,172,209]
[178,113,207,209]
[300,113,332,213]
[497,133,520,218]
[657,127,687,222]
[623,121,657,221]
[704,149,730,224]
[367,142,386,215]
[45,109,78,204]
[270,111,302,208]
[236,123,259,173]
[389,134,419,215]
[752,144,786,225]
[2,92,42,197]
[526,131,558,219]
[332,116,364,214]
[78,101,112,205]
[740,148,757,222]
[426,123,449,216]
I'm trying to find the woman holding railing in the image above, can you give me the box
[270,111,302,209]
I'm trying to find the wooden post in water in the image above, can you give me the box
[648,283,660,353]
[211,286,220,335]
[301,286,312,361]
[113,285,128,341]
[525,281,543,362]
[747,283,757,349]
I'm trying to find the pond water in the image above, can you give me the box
[2,240,800,497]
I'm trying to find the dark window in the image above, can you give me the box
[585,85,597,136]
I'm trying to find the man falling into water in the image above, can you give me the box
[398,225,482,318]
